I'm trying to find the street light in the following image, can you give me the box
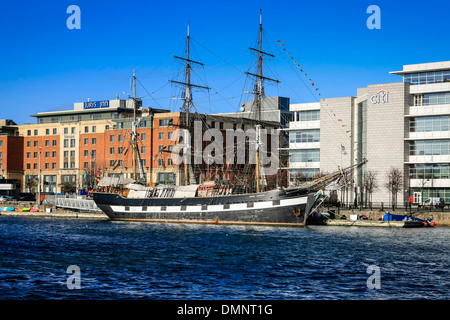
[37,147,42,206]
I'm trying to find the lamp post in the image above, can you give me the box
[37,147,42,206]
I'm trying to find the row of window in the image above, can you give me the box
[25,159,174,170]
[404,70,450,85]
[29,126,103,137]
[29,125,97,136]
[156,172,176,184]
[108,147,126,155]
[159,119,173,127]
[289,149,320,162]
[46,114,107,124]
[412,188,450,204]
[414,92,450,106]
[410,116,450,132]
[25,158,175,170]
[409,140,450,156]
[63,139,76,148]
[28,118,152,136]
[27,126,176,143]
[292,110,320,122]
[107,132,174,142]
[289,168,320,181]
[25,146,174,162]
[409,163,450,180]
[106,158,174,168]
[26,162,58,170]
[289,129,320,143]
[26,140,57,147]
[28,128,59,136]
[209,122,248,130]
[31,122,119,136]
[26,151,58,159]
[293,110,320,121]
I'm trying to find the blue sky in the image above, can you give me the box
[0,0,449,124]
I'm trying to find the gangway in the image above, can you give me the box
[46,196,101,212]
[56,198,101,212]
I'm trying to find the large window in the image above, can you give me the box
[410,116,450,132]
[289,168,320,182]
[409,163,450,180]
[159,119,173,127]
[290,149,320,162]
[157,172,176,185]
[409,140,450,156]
[289,130,320,143]
[298,110,320,121]
[412,188,450,203]
[43,175,57,193]
[404,70,450,85]
[414,93,450,106]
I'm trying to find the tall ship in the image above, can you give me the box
[93,11,361,226]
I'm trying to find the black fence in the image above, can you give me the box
[324,201,450,213]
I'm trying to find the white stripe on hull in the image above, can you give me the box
[110,196,308,214]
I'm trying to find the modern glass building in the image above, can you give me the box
[288,60,450,206]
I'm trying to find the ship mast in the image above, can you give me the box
[130,70,146,184]
[132,70,137,181]
[245,10,279,193]
[170,24,209,186]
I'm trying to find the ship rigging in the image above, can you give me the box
[93,10,365,226]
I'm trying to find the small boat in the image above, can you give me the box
[308,211,437,228]
[382,212,437,227]
[0,207,15,212]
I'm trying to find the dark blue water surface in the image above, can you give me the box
[0,216,448,300]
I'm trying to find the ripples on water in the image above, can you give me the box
[0,216,448,300]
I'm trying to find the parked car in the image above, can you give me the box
[0,196,7,203]
[422,197,445,209]
[20,194,36,201]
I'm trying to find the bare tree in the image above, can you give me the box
[25,176,38,194]
[292,171,308,187]
[363,170,378,206]
[60,180,77,194]
[338,171,353,207]
[385,167,403,210]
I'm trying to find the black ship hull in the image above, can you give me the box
[93,188,318,227]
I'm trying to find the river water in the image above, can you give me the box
[0,216,448,300]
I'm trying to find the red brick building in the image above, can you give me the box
[1,99,281,194]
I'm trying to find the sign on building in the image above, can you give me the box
[370,90,389,104]
[84,100,110,109]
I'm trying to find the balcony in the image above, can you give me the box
[407,104,450,117]
[409,82,450,94]
[287,161,320,169]
[407,155,450,164]
[288,120,320,130]
[409,179,450,188]
[408,131,450,140]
